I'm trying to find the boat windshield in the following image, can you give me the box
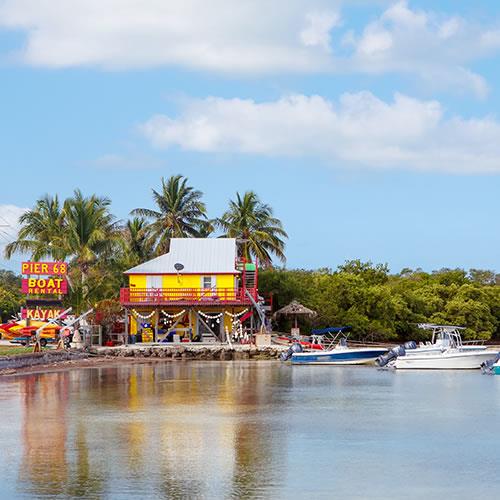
[418,324,464,349]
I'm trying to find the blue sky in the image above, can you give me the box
[0,0,499,273]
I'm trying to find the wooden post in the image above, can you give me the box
[154,309,159,343]
[124,309,129,345]
[188,308,193,340]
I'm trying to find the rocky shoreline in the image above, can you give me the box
[0,344,287,376]
[90,344,287,361]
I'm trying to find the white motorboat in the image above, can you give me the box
[406,324,487,356]
[393,349,497,369]
[377,324,498,370]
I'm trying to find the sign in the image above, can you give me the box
[22,261,67,276]
[21,308,67,321]
[22,278,68,295]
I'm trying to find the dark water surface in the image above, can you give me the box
[0,362,499,499]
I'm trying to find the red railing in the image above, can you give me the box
[120,287,258,306]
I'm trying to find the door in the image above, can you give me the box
[197,314,222,342]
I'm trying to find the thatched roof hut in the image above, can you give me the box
[273,300,317,329]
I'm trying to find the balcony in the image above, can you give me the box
[120,287,258,307]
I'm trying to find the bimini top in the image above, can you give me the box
[311,326,352,336]
[125,238,239,275]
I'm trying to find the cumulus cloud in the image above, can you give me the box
[140,92,500,174]
[0,0,338,73]
[344,1,492,98]
[1,1,500,95]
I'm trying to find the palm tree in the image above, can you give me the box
[131,175,207,254]
[4,194,67,261]
[123,217,153,265]
[63,189,120,279]
[217,191,287,267]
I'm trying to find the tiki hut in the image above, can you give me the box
[273,300,317,334]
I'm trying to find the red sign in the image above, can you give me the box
[21,308,67,321]
[21,261,67,276]
[22,278,68,295]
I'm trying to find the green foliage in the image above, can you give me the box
[261,265,500,341]
[131,175,208,254]
[217,191,287,267]
[0,270,23,322]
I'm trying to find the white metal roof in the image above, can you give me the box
[125,238,239,274]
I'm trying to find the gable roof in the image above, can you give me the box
[125,238,239,274]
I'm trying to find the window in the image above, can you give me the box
[202,276,216,289]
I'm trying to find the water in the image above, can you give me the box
[0,362,499,499]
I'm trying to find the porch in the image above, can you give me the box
[120,287,257,306]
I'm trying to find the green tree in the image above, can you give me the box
[123,217,153,265]
[217,191,287,267]
[132,175,207,254]
[4,194,67,260]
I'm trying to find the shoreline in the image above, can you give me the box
[0,344,287,378]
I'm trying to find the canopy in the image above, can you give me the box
[310,326,352,336]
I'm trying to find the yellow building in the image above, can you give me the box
[120,238,261,343]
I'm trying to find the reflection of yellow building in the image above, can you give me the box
[21,373,69,496]
[11,363,285,498]
[119,238,260,342]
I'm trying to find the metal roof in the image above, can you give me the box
[125,238,239,274]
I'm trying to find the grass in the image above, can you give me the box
[0,346,43,357]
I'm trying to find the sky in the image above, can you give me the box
[0,0,499,273]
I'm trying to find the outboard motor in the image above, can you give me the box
[404,340,417,350]
[480,352,500,374]
[280,342,303,362]
[376,344,406,367]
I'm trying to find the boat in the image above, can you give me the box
[406,324,488,355]
[480,353,500,375]
[284,327,388,365]
[377,325,498,370]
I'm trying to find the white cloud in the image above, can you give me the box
[0,204,27,262]
[345,1,492,98]
[300,11,340,51]
[1,1,500,96]
[0,0,339,73]
[140,92,500,174]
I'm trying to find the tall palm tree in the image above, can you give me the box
[217,191,287,267]
[4,194,67,261]
[63,189,120,278]
[132,175,207,254]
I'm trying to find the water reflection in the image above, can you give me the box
[0,363,499,499]
[7,363,289,499]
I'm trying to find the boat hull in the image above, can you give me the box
[291,348,387,365]
[394,350,498,370]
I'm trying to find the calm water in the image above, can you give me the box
[0,362,499,499]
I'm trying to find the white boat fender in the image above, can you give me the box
[376,344,406,367]
[280,342,303,362]
[480,352,500,374]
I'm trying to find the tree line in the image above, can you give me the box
[261,262,500,341]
